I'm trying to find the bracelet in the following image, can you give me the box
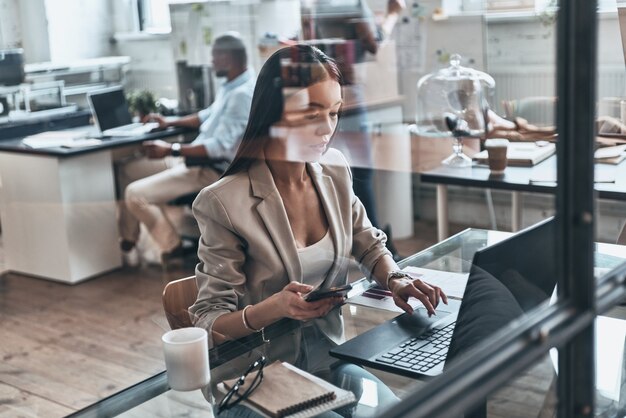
[242,305,263,332]
[386,271,412,291]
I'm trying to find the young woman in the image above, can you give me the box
[189,45,447,416]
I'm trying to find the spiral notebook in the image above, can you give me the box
[220,361,356,418]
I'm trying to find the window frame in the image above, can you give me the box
[136,0,171,34]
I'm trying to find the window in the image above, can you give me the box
[138,0,171,33]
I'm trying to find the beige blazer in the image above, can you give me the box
[189,148,390,362]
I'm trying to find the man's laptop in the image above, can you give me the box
[330,218,556,377]
[87,86,158,137]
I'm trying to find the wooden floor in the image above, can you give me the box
[0,220,567,417]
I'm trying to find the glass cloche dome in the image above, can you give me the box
[415,54,496,167]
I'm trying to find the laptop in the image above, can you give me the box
[330,218,556,378]
[87,86,158,137]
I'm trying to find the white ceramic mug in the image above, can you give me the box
[162,327,210,391]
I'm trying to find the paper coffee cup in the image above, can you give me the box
[484,138,509,174]
[162,327,210,391]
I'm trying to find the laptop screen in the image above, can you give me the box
[446,218,556,366]
[88,87,133,132]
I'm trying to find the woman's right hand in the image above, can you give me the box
[272,282,343,321]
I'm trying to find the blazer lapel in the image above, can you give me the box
[249,160,302,284]
[307,162,346,287]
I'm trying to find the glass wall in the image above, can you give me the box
[0,0,625,417]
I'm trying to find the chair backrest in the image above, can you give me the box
[502,96,556,128]
[162,275,199,330]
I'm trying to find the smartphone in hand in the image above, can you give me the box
[304,284,353,302]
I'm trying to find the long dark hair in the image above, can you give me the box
[222,44,343,177]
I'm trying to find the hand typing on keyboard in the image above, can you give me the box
[389,275,448,317]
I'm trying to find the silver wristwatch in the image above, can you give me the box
[386,270,411,290]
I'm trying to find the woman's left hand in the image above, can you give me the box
[389,277,448,317]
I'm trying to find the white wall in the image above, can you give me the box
[113,36,178,98]
[44,0,114,62]
[395,7,626,121]
[0,0,22,49]
[486,13,625,114]
[1,0,114,63]
[111,0,302,101]
[111,0,138,33]
[17,0,50,63]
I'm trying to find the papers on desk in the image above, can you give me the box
[595,145,626,165]
[473,142,556,167]
[403,267,469,299]
[346,267,468,313]
[22,130,101,149]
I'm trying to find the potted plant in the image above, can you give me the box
[126,90,157,120]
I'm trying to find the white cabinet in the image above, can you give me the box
[0,150,121,283]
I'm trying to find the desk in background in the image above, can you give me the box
[0,125,188,283]
[421,156,626,241]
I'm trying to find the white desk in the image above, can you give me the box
[0,127,186,283]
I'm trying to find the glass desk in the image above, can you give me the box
[71,228,626,418]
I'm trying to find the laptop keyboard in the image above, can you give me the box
[375,322,456,373]
[105,123,159,136]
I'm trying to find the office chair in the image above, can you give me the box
[162,275,198,329]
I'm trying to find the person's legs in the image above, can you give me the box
[323,362,399,418]
[350,166,379,228]
[335,92,380,230]
[116,156,177,246]
[214,404,265,418]
[125,164,220,254]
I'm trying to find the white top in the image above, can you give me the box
[297,230,334,289]
[295,229,339,373]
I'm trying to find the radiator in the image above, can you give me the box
[490,68,626,116]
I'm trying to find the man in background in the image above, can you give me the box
[117,32,255,265]
[301,0,405,259]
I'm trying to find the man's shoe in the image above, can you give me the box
[161,241,197,267]
[122,246,141,268]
